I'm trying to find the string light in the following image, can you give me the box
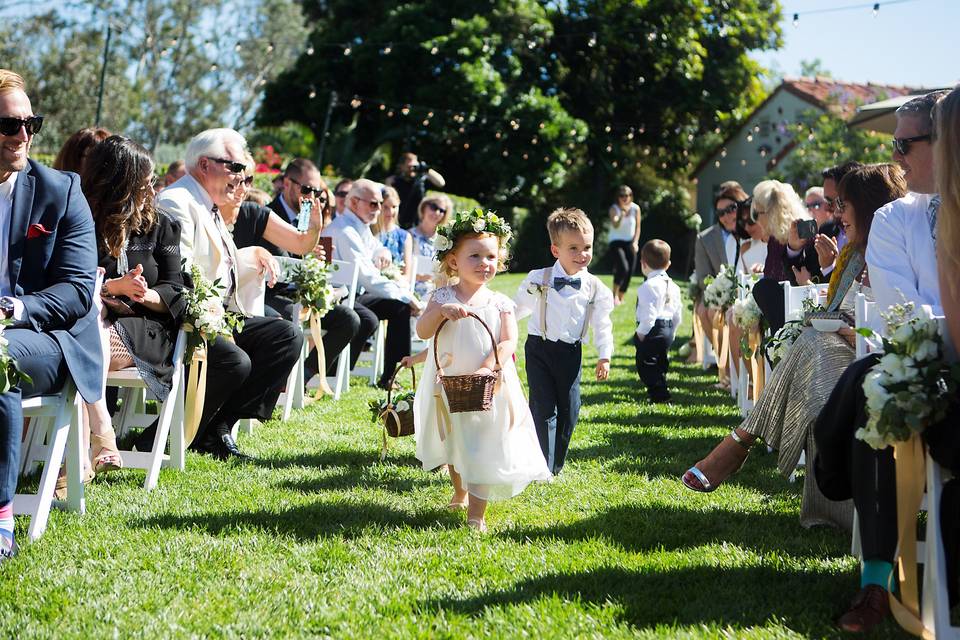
[308,88,317,99]
[306,46,314,56]
[587,32,597,48]
[792,13,799,27]
[343,46,351,56]
[873,2,880,16]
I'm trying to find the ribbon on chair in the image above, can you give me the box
[183,340,208,447]
[887,435,932,639]
[712,308,731,385]
[301,308,334,398]
[692,311,705,365]
[748,328,766,403]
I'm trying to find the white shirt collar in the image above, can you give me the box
[0,171,18,201]
[280,194,298,220]
[345,208,370,229]
[184,173,215,212]
[645,268,667,279]
[551,260,584,279]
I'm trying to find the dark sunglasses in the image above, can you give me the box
[805,201,824,211]
[426,202,447,215]
[822,196,836,213]
[835,196,846,214]
[242,176,254,186]
[715,202,738,217]
[0,115,43,137]
[334,189,349,198]
[208,157,246,173]
[892,134,931,156]
[289,176,326,199]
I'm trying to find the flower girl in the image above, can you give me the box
[414,210,551,532]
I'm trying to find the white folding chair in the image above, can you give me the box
[14,380,84,540]
[854,292,877,359]
[782,281,820,322]
[109,329,187,489]
[922,451,959,638]
[320,259,360,395]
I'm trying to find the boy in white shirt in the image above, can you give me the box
[634,239,682,403]
[515,208,615,474]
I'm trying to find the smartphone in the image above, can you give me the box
[297,199,312,232]
[797,219,818,240]
[316,236,333,263]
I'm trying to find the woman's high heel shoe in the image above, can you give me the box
[681,429,755,493]
[53,466,95,501]
[91,432,123,474]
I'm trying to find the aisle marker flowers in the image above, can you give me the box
[289,254,340,397]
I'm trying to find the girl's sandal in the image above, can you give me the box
[466,518,488,533]
[92,432,124,475]
[681,429,755,493]
[447,496,469,511]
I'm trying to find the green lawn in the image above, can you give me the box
[2,272,909,639]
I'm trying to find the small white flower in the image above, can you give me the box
[473,219,486,232]
[395,400,410,412]
[435,235,452,251]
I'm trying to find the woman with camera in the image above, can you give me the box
[681,165,906,528]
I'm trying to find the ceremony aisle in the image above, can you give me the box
[0,274,908,639]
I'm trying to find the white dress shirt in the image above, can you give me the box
[321,208,411,302]
[635,269,682,338]
[0,171,17,298]
[514,261,615,360]
[722,228,737,267]
[866,192,941,316]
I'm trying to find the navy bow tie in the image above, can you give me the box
[553,276,581,291]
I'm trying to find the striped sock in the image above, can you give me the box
[0,502,13,542]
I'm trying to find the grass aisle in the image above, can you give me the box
[1,273,908,639]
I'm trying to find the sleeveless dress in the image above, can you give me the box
[414,286,552,501]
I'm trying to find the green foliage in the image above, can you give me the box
[247,122,318,161]
[770,110,889,192]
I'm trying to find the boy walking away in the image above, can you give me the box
[634,239,682,403]
[515,208,615,475]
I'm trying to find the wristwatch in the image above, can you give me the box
[0,297,16,320]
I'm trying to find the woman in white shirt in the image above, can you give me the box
[607,185,642,304]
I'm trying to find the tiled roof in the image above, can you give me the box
[780,76,921,119]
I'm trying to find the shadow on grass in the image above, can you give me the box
[275,466,419,495]
[135,499,460,541]
[502,502,843,558]
[251,449,418,470]
[417,564,880,637]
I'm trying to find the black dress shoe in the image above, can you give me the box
[218,433,252,461]
[0,535,18,564]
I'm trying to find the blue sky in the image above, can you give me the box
[753,0,958,89]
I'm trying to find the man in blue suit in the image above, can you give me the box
[0,69,101,563]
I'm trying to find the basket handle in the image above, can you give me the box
[386,363,417,404]
[433,311,501,373]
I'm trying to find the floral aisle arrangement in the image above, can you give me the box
[732,296,762,332]
[289,255,340,397]
[181,264,244,443]
[381,261,404,283]
[763,297,824,366]
[856,302,958,450]
[702,264,738,310]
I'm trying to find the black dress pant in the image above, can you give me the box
[526,336,582,474]
[753,277,785,334]
[608,240,636,292]
[634,320,673,401]
[814,354,897,562]
[194,316,303,442]
[355,293,411,382]
[264,292,364,377]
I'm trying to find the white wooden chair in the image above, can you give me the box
[922,451,959,638]
[854,293,877,359]
[108,329,187,490]
[15,380,85,541]
[782,281,828,323]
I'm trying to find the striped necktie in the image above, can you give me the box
[928,195,941,243]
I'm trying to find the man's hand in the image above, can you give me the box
[107,263,148,302]
[252,247,280,288]
[814,233,839,269]
[792,265,812,285]
[439,303,469,322]
[595,359,610,381]
[373,249,391,270]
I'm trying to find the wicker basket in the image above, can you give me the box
[434,312,501,413]
[383,365,416,438]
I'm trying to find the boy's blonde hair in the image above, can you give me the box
[0,70,25,95]
[546,207,593,245]
[641,239,671,270]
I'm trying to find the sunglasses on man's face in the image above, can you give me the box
[835,197,847,214]
[207,157,246,173]
[822,196,836,213]
[334,190,349,198]
[0,115,43,137]
[892,134,931,156]
[289,176,325,198]
[715,202,738,217]
[242,176,254,186]
[805,200,825,211]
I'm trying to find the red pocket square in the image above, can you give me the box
[27,223,52,240]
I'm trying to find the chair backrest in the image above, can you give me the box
[407,255,418,290]
[273,256,303,284]
[782,282,820,322]
[328,259,360,308]
[854,293,877,359]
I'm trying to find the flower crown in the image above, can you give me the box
[435,208,513,260]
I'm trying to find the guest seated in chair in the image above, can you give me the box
[156,128,303,460]
[0,69,103,563]
[54,136,187,498]
[682,164,907,529]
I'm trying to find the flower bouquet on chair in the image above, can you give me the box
[289,255,340,397]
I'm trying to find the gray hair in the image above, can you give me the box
[804,186,824,199]
[348,178,382,200]
[895,90,951,134]
[184,128,248,170]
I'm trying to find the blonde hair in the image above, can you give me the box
[0,69,25,95]
[244,188,271,206]
[935,87,960,291]
[439,233,509,278]
[752,179,809,243]
[546,207,594,245]
[371,185,401,235]
[418,194,453,226]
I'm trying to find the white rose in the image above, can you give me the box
[892,323,914,344]
[473,219,486,232]
[914,339,939,362]
[856,425,890,450]
[878,352,908,383]
[435,235,452,251]
[395,400,410,412]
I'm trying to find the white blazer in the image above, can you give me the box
[157,173,263,316]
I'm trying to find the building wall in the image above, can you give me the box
[692,90,826,228]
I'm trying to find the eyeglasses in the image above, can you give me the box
[892,134,932,156]
[426,202,447,215]
[207,157,246,173]
[334,189,349,198]
[822,196,836,213]
[618,193,631,199]
[242,176,254,186]
[0,115,44,137]
[289,176,326,198]
[361,199,382,209]
[835,197,846,213]
[715,202,738,217]
[805,200,825,211]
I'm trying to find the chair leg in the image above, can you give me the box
[167,373,186,471]
[63,392,85,514]
[24,410,71,540]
